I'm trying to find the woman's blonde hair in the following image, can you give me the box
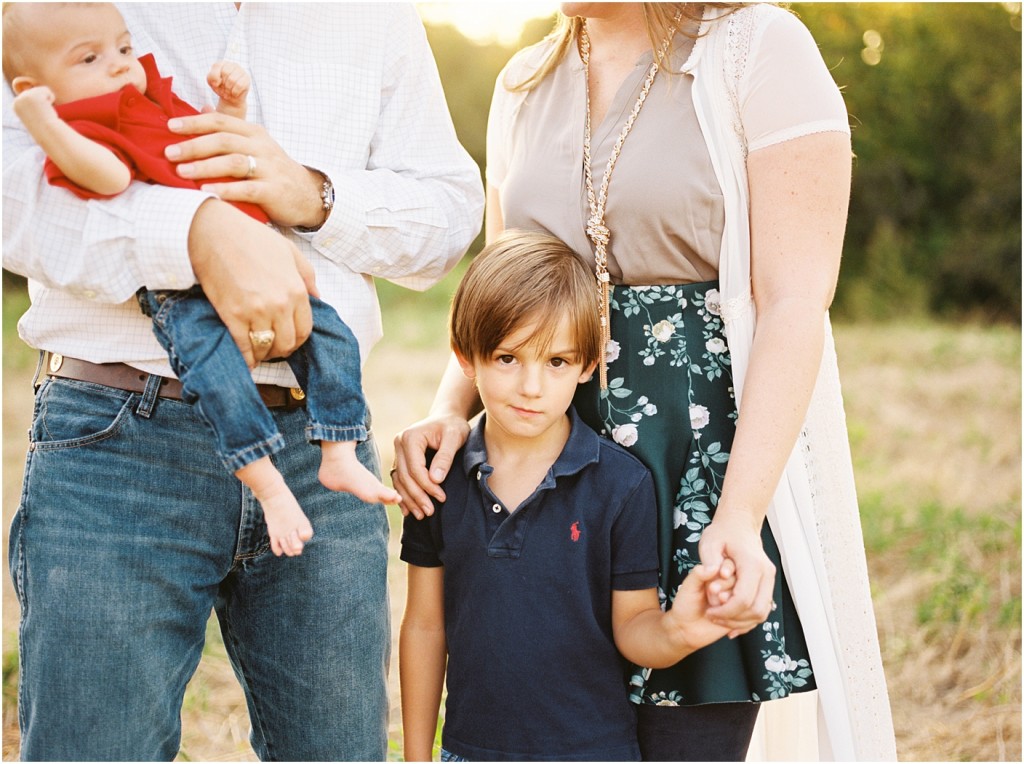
[450,230,601,368]
[510,3,742,92]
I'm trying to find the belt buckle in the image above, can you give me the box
[48,353,64,373]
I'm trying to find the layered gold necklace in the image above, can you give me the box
[580,19,678,389]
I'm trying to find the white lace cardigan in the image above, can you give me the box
[487,4,898,759]
[686,5,897,760]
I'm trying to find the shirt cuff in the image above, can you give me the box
[125,185,215,291]
[611,568,659,591]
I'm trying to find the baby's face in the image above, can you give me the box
[26,3,147,104]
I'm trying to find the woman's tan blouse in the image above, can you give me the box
[489,35,724,286]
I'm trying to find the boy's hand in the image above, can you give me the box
[664,564,733,652]
[207,61,250,118]
[705,556,737,606]
[12,85,59,126]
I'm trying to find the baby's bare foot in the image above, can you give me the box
[236,457,314,557]
[260,487,315,557]
[320,441,401,505]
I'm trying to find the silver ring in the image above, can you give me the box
[248,329,274,348]
[245,154,257,179]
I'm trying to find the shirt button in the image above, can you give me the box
[491,503,501,513]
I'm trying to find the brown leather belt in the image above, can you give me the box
[43,352,307,410]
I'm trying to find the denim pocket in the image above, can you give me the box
[32,378,135,450]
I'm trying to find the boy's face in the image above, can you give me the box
[457,312,597,447]
[16,3,146,104]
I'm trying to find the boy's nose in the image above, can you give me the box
[519,365,544,397]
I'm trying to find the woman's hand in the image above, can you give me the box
[392,414,471,520]
[165,112,327,229]
[699,510,776,638]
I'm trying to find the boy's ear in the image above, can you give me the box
[454,349,476,380]
[578,360,598,384]
[10,76,39,95]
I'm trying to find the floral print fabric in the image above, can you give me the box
[573,281,815,705]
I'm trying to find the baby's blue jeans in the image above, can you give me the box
[139,286,367,472]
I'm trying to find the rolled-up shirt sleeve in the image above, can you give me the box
[300,5,483,292]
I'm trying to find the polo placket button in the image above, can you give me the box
[491,503,501,513]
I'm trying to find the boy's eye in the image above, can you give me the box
[550,358,566,368]
[496,354,516,365]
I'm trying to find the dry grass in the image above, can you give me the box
[2,314,1020,761]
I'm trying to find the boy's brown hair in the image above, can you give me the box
[450,229,600,367]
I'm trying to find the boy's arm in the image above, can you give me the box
[207,61,249,120]
[13,86,131,196]
[400,564,447,762]
[612,563,736,668]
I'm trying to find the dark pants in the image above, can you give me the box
[637,702,760,762]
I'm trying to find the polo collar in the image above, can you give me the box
[461,407,602,482]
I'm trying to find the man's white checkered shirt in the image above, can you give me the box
[2,3,484,385]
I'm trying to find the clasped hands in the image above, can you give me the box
[168,112,326,367]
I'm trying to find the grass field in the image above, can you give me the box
[2,276,1020,761]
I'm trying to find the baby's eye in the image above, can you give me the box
[120,45,133,55]
[82,54,97,64]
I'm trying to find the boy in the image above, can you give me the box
[399,230,736,761]
[4,2,399,556]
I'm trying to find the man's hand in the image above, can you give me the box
[166,113,327,229]
[188,199,318,367]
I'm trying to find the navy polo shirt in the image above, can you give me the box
[401,408,659,761]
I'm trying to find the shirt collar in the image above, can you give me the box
[461,406,602,481]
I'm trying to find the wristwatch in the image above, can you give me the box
[296,169,334,232]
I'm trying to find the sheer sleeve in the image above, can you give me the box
[739,11,850,154]
[485,42,552,189]
[484,66,512,189]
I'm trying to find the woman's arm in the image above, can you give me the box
[400,565,447,762]
[13,86,131,196]
[701,130,852,632]
[391,181,506,518]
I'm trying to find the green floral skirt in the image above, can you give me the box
[573,281,815,706]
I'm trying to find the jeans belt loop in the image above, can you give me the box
[134,373,164,419]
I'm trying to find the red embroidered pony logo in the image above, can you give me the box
[570,521,581,542]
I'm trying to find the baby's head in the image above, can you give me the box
[2,2,145,103]
[450,229,601,369]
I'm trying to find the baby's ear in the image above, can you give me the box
[11,76,39,95]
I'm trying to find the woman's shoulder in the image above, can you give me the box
[497,36,560,89]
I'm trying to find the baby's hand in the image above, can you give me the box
[12,85,58,126]
[705,556,737,607]
[207,60,250,117]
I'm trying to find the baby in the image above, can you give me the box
[4,2,400,556]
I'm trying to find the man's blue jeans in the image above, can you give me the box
[9,374,390,761]
[139,286,368,472]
